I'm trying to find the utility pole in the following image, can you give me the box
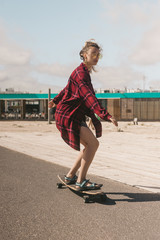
[48,88,51,124]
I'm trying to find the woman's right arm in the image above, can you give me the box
[48,86,66,108]
[52,87,66,104]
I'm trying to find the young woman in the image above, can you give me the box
[49,40,118,190]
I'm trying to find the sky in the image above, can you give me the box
[0,0,160,93]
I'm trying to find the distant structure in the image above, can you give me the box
[0,88,160,121]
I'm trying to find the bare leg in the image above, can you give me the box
[77,126,99,183]
[66,126,99,183]
[66,149,84,178]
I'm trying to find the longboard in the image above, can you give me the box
[57,175,107,203]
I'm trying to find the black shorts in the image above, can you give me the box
[80,121,88,128]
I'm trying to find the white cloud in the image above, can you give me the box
[35,62,143,90]
[0,65,62,93]
[92,65,143,89]
[0,21,62,92]
[129,23,160,65]
[35,63,76,78]
[100,1,160,65]
[100,0,159,26]
[0,23,32,65]
[0,46,31,65]
[0,70,8,81]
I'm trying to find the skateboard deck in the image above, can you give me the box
[57,175,107,203]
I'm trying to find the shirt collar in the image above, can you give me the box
[81,62,90,74]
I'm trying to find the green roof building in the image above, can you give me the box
[0,92,160,121]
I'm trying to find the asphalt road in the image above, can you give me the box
[0,146,160,240]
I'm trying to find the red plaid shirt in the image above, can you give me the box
[53,63,112,151]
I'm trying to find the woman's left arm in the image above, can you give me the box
[78,79,111,120]
[78,79,118,127]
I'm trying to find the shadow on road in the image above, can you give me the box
[57,185,160,205]
[83,192,160,205]
[105,192,160,203]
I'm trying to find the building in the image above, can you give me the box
[97,92,160,121]
[0,92,160,121]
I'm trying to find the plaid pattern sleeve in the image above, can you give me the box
[77,71,112,121]
[52,87,66,104]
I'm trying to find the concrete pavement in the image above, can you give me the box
[0,122,160,193]
[1,146,160,240]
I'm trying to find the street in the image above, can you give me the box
[0,146,160,240]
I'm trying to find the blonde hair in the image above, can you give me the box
[79,39,102,72]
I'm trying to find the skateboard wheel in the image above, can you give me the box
[83,196,90,203]
[57,183,63,189]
